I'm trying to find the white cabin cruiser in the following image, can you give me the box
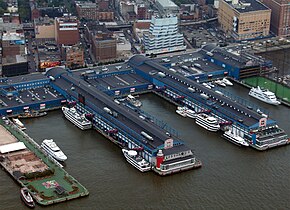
[122,149,151,172]
[249,86,280,105]
[41,139,67,162]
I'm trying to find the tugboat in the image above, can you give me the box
[20,187,35,208]
[18,110,47,119]
[122,149,151,172]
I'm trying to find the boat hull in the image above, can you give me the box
[122,149,151,172]
[222,133,249,147]
[20,188,35,208]
[249,92,280,105]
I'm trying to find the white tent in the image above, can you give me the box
[0,142,26,154]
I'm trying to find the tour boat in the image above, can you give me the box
[249,86,280,105]
[62,107,92,130]
[41,139,67,162]
[223,131,249,147]
[177,106,196,118]
[222,78,233,86]
[195,113,220,132]
[122,149,151,172]
[20,188,35,208]
[12,118,26,130]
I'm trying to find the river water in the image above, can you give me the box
[0,81,289,210]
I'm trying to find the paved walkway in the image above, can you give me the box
[0,125,17,146]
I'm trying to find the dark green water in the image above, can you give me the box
[0,82,289,210]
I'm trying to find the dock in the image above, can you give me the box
[0,120,89,206]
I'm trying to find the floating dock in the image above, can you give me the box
[0,119,89,206]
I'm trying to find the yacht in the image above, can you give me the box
[20,188,35,208]
[248,86,280,105]
[195,113,220,132]
[222,78,233,86]
[41,139,67,162]
[215,80,226,87]
[12,118,26,130]
[176,107,187,117]
[223,131,249,147]
[122,149,151,172]
[177,107,196,118]
[62,107,92,130]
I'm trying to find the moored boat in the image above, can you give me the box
[249,86,280,105]
[18,110,47,119]
[20,187,35,208]
[177,106,196,118]
[195,113,220,132]
[41,139,67,162]
[127,94,142,107]
[122,149,151,172]
[12,118,26,130]
[215,80,226,87]
[222,78,233,86]
[62,106,92,130]
[223,131,249,147]
[176,108,187,117]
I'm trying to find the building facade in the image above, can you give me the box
[75,1,98,20]
[261,0,290,37]
[55,16,79,45]
[143,16,186,55]
[62,45,85,69]
[92,35,117,62]
[218,0,271,40]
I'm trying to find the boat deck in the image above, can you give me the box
[0,120,89,206]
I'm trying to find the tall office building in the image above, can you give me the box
[55,16,79,45]
[143,16,186,55]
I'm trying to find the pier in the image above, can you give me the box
[0,119,89,206]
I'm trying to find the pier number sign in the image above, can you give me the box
[259,118,267,127]
[164,138,173,149]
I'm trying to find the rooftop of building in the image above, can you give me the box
[56,16,78,23]
[34,16,55,26]
[75,1,97,8]
[226,0,270,13]
[156,0,179,8]
[2,32,24,41]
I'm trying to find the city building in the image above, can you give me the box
[97,0,110,11]
[85,23,117,62]
[1,32,25,57]
[61,45,85,69]
[137,4,148,20]
[133,20,151,43]
[75,1,98,20]
[55,16,80,45]
[34,17,55,39]
[218,0,271,40]
[261,0,290,37]
[97,11,114,21]
[1,55,28,77]
[143,16,186,55]
[120,1,136,19]
[156,0,179,15]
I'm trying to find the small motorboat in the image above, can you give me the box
[20,187,35,208]
[222,78,233,86]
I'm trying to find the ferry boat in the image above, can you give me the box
[20,187,35,208]
[248,86,280,105]
[223,131,249,147]
[195,113,220,132]
[127,94,142,107]
[62,107,92,130]
[41,139,67,162]
[18,110,47,119]
[122,149,151,172]
[12,118,26,130]
[177,107,196,118]
[222,78,233,86]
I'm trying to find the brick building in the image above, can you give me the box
[55,16,79,45]
[75,1,98,20]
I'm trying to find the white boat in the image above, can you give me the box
[41,139,67,162]
[195,113,220,132]
[215,80,226,87]
[176,108,187,117]
[202,83,211,89]
[249,86,280,105]
[122,149,151,172]
[62,107,92,130]
[177,106,196,118]
[223,131,249,147]
[12,118,26,130]
[222,78,233,86]
[127,94,142,107]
